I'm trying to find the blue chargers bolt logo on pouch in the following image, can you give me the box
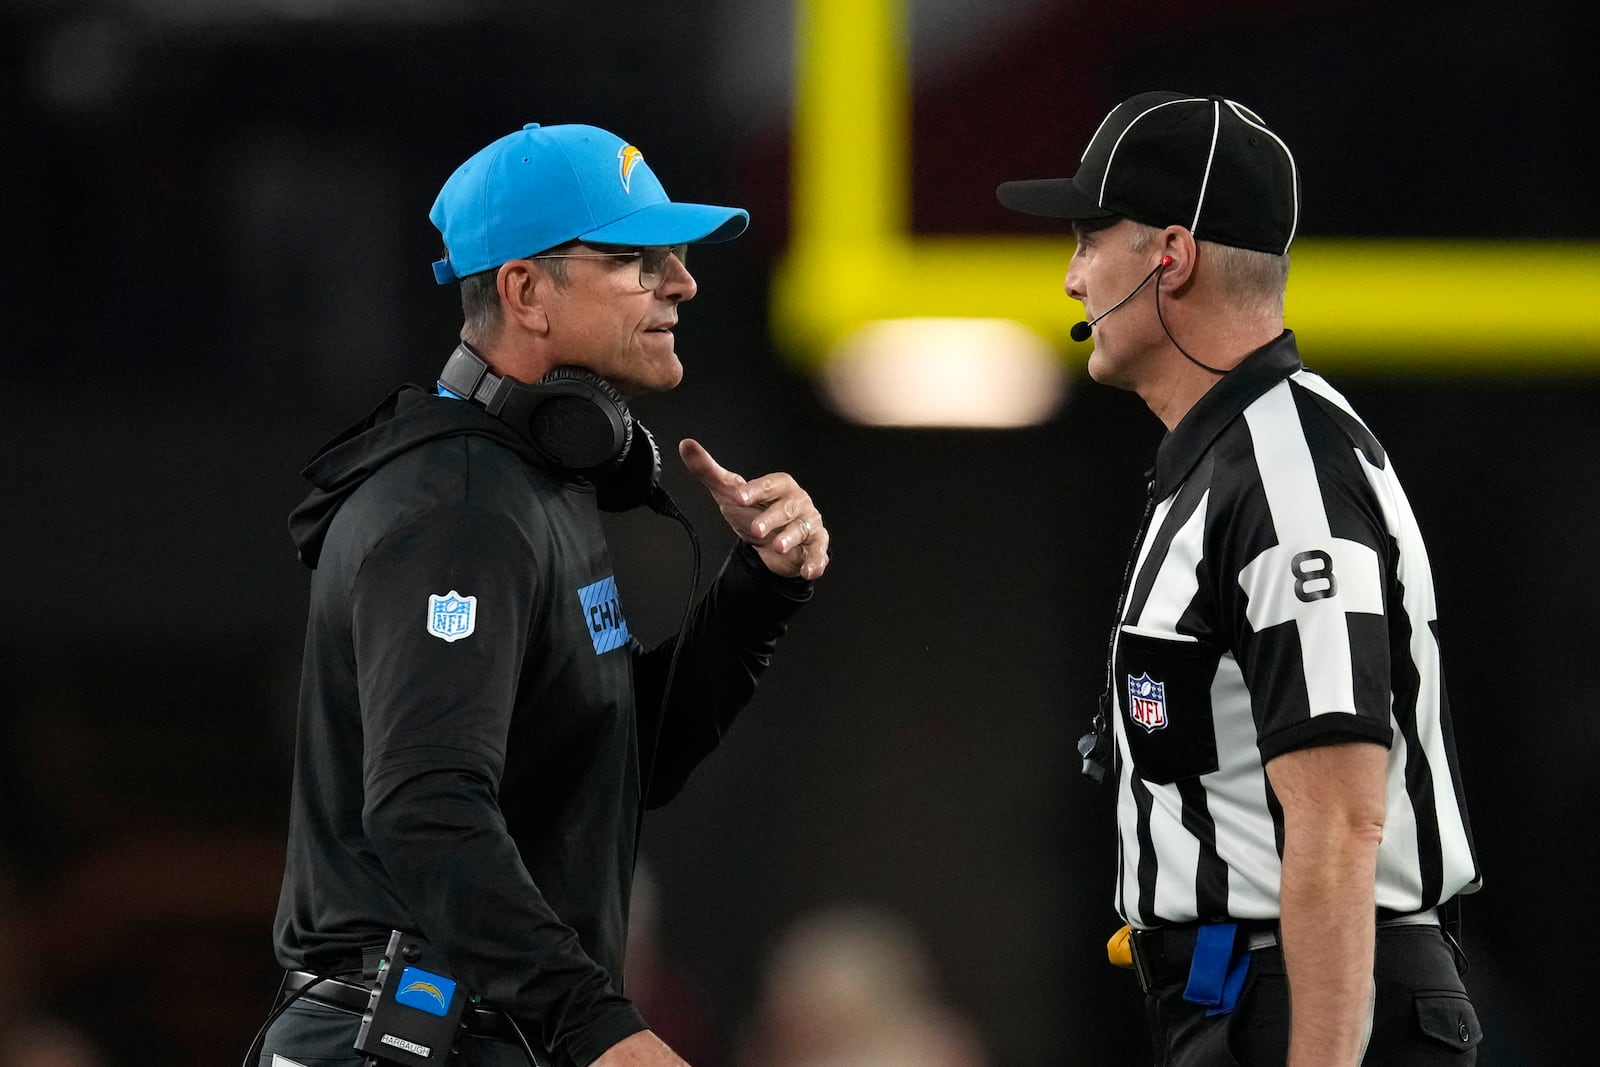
[578,576,629,654]
[1128,672,1168,733]
[427,591,477,642]
[394,965,456,1017]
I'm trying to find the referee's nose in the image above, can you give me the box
[1065,249,1087,303]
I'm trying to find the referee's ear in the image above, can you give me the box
[1157,226,1198,290]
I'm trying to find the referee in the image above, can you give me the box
[998,92,1483,1065]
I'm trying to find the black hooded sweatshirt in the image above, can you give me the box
[272,386,811,1066]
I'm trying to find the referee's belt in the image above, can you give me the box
[1126,908,1440,994]
[283,969,522,1045]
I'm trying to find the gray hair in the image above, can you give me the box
[1125,222,1288,317]
[455,254,572,346]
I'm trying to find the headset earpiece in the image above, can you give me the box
[437,344,663,511]
[1160,254,1174,267]
[525,366,633,473]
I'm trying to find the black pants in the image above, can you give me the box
[259,998,540,1067]
[1144,925,1481,1066]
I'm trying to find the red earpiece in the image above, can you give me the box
[1160,255,1174,267]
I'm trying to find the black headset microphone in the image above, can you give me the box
[1070,255,1170,343]
[1069,255,1228,376]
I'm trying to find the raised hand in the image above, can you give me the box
[678,438,830,580]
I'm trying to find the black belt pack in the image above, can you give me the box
[352,931,469,1065]
[285,931,521,1061]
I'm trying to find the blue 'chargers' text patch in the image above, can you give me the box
[394,966,456,1017]
[577,576,629,654]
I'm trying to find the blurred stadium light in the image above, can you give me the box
[772,0,1600,428]
[822,317,1066,427]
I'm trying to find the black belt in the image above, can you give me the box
[283,969,524,1046]
[1128,909,1442,994]
[1128,921,1279,994]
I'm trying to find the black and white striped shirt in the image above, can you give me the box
[1109,331,1481,928]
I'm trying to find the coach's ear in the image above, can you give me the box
[1157,227,1199,289]
[497,259,553,336]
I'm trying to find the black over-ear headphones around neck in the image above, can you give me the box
[438,343,663,513]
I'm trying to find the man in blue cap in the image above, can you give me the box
[253,123,829,1067]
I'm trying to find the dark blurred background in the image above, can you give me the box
[2,1,1596,1064]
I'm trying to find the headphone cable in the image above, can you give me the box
[1154,262,1227,375]
[640,485,702,804]
[239,973,333,1067]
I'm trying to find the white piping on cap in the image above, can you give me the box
[1081,104,1124,165]
[1191,100,1222,234]
[1225,99,1300,252]
[1097,96,1204,208]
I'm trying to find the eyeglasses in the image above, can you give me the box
[530,244,689,291]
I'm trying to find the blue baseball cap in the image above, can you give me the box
[430,123,750,284]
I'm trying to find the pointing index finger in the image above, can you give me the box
[678,438,746,493]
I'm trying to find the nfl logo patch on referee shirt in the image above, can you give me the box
[1128,672,1168,732]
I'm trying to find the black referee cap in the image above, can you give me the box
[997,91,1300,255]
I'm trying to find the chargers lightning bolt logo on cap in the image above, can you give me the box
[618,145,644,193]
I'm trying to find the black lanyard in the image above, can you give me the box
[1080,475,1158,784]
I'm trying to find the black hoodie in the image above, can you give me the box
[272,386,811,1066]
